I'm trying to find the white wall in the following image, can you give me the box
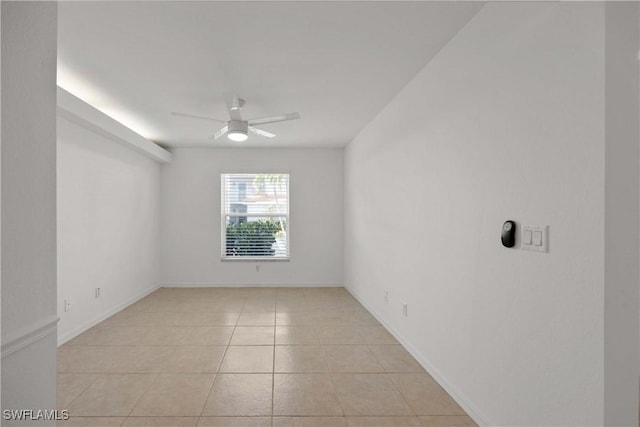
[345,3,606,426]
[160,148,343,286]
[604,3,640,425]
[57,115,162,344]
[1,2,58,424]
[1,1,3,409]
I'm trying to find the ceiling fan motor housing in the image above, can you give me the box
[228,120,248,135]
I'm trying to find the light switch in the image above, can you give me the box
[533,231,543,246]
[521,225,548,253]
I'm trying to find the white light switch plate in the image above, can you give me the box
[521,225,548,253]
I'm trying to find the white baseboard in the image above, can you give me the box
[346,286,490,427]
[161,283,343,288]
[57,286,159,346]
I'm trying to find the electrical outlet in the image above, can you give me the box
[95,288,101,298]
[64,299,71,312]
[402,302,408,316]
[384,291,389,302]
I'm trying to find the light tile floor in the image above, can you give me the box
[57,287,476,427]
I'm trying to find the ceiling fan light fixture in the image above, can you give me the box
[227,130,248,142]
[227,120,249,142]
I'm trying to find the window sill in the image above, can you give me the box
[221,257,290,262]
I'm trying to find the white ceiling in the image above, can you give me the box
[58,1,483,148]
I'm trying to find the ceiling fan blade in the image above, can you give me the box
[249,126,276,139]
[171,112,227,123]
[224,94,244,121]
[247,112,300,126]
[213,125,229,140]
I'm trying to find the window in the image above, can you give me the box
[221,173,289,260]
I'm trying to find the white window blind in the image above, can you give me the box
[221,173,289,260]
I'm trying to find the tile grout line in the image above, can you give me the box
[197,339,233,420]
[197,296,246,421]
[57,374,100,418]
[271,305,276,427]
[184,298,239,425]
[312,290,347,420]
[124,372,160,419]
[325,343,347,420]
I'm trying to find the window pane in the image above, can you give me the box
[225,216,288,257]
[223,174,288,215]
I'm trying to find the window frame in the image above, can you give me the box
[220,172,291,262]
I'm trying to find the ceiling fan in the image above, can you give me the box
[171,95,300,142]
